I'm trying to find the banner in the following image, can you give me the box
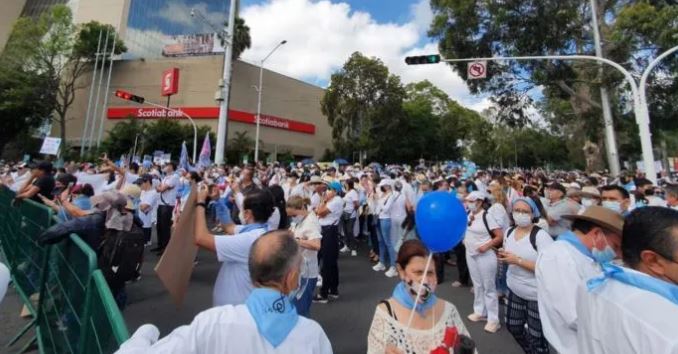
[39,137,62,155]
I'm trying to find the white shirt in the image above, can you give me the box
[125,172,140,186]
[390,192,407,221]
[487,203,510,231]
[399,180,416,206]
[213,225,267,306]
[310,193,321,211]
[291,212,322,278]
[116,304,333,354]
[576,269,678,354]
[464,210,499,256]
[503,227,554,301]
[378,193,395,219]
[138,190,159,228]
[159,173,180,206]
[267,208,281,230]
[536,239,601,354]
[318,196,343,226]
[342,189,359,217]
[289,183,305,199]
[646,195,667,207]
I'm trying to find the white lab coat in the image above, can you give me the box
[116,304,333,354]
[536,240,601,354]
[576,270,678,354]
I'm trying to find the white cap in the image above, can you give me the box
[466,191,487,201]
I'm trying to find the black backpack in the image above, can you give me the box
[505,225,542,252]
[98,223,145,290]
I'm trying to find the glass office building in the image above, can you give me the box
[124,0,230,59]
[21,0,72,18]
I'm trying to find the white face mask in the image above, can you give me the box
[467,202,478,212]
[582,198,595,207]
[512,212,532,227]
[602,200,622,213]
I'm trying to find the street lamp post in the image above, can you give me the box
[254,40,287,163]
[437,55,657,183]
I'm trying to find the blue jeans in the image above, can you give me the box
[378,218,396,267]
[292,277,317,317]
[496,261,508,296]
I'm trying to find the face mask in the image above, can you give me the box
[581,198,595,207]
[602,200,622,213]
[512,212,532,227]
[591,231,616,264]
[406,279,435,304]
[467,203,477,212]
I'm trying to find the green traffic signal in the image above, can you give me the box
[405,54,441,65]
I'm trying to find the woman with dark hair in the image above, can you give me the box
[267,185,288,230]
[367,239,474,354]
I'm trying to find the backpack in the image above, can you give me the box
[505,225,542,252]
[98,223,145,289]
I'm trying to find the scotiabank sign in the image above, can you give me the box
[107,107,316,134]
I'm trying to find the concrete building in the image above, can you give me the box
[1,0,333,161]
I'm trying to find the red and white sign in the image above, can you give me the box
[161,68,180,96]
[467,61,487,79]
[107,107,316,135]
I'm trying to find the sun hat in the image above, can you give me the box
[563,205,624,235]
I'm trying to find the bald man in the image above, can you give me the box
[117,230,333,354]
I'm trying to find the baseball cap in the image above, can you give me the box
[466,191,487,202]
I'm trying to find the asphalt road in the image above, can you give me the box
[1,241,524,354]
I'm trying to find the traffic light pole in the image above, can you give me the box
[436,54,657,183]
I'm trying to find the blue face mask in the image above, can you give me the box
[591,232,616,264]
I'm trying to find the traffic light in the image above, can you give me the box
[405,54,441,65]
[114,90,145,104]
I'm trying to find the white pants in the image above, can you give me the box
[391,218,405,252]
[466,250,499,322]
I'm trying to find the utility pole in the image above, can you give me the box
[590,0,621,176]
[214,0,238,165]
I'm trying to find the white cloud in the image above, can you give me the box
[156,1,226,34]
[240,0,480,108]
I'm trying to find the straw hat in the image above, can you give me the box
[580,186,601,199]
[563,205,624,235]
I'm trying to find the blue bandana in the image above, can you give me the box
[587,263,678,306]
[392,281,437,316]
[245,288,299,348]
[557,231,594,260]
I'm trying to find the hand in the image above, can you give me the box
[197,184,209,203]
[477,243,491,253]
[498,249,520,265]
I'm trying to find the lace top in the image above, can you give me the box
[366,300,472,354]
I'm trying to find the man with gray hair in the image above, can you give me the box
[116,230,333,354]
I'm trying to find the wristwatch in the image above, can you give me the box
[196,202,207,208]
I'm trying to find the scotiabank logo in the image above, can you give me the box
[107,107,316,134]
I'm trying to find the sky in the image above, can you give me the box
[235,0,492,111]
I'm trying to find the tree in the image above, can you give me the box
[321,52,406,162]
[231,17,251,60]
[226,131,255,164]
[1,5,126,146]
[428,0,678,165]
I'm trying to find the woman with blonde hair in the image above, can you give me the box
[286,195,323,316]
[487,181,511,302]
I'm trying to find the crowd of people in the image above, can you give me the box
[1,157,678,353]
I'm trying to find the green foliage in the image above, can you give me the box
[101,119,214,162]
[226,131,255,164]
[231,17,252,60]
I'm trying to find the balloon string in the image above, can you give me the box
[406,253,433,330]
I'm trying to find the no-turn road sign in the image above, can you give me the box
[467,61,487,79]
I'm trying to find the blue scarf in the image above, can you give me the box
[392,281,437,316]
[239,223,268,234]
[245,288,299,348]
[587,263,678,306]
[557,231,594,260]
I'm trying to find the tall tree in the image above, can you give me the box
[231,17,251,60]
[1,5,126,146]
[321,52,406,162]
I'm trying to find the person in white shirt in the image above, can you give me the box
[313,181,344,303]
[498,198,554,353]
[390,181,409,253]
[339,179,359,256]
[282,171,299,200]
[287,196,322,317]
[373,179,399,278]
[487,181,511,300]
[463,191,504,333]
[154,162,179,255]
[194,187,275,306]
[576,207,678,354]
[136,175,159,247]
[535,206,624,354]
[116,230,333,354]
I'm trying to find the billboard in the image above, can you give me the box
[162,33,224,57]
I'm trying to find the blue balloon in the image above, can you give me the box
[415,192,467,252]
